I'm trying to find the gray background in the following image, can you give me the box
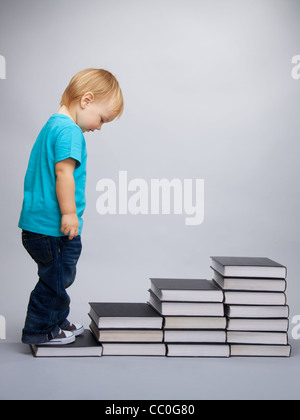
[0,0,300,400]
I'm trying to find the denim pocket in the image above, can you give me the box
[22,231,54,265]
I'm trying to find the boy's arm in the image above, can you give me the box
[55,158,79,240]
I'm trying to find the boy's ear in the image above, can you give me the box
[81,92,94,108]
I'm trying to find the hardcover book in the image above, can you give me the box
[101,343,167,356]
[164,316,227,330]
[212,269,287,292]
[227,318,289,332]
[167,344,230,358]
[211,257,287,279]
[30,330,102,358]
[89,302,163,330]
[224,291,286,306]
[149,278,224,302]
[164,329,227,343]
[89,321,164,343]
[148,290,224,317]
[230,344,291,358]
[225,305,290,319]
[227,331,288,345]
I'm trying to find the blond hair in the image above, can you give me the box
[61,69,124,118]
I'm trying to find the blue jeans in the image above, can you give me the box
[21,230,82,344]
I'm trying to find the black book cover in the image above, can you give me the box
[211,256,286,268]
[150,278,222,291]
[89,302,163,318]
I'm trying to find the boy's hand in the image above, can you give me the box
[61,214,79,240]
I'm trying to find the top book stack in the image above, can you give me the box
[211,256,291,358]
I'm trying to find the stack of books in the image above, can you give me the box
[148,278,230,358]
[30,256,291,358]
[211,257,291,357]
[88,302,166,356]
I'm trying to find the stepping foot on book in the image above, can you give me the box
[64,323,85,337]
[37,330,75,346]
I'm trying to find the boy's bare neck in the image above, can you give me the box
[57,106,77,124]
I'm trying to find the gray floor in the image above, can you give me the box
[0,336,299,400]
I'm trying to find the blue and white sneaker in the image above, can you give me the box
[37,330,75,346]
[65,323,85,337]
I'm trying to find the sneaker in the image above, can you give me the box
[64,323,85,337]
[37,330,75,346]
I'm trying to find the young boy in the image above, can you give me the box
[19,69,124,345]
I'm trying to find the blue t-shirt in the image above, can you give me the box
[19,114,87,237]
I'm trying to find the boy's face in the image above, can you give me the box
[75,94,118,133]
